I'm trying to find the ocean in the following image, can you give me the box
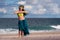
[0,18,60,34]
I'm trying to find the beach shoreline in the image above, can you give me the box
[0,31,60,40]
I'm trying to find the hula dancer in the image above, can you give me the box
[15,5,30,37]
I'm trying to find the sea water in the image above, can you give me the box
[0,18,60,34]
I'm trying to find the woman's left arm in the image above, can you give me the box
[24,11,28,14]
[19,11,28,14]
[19,11,28,13]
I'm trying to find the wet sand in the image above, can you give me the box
[0,31,60,40]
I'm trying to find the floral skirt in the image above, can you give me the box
[18,19,29,36]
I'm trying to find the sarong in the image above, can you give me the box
[18,19,29,36]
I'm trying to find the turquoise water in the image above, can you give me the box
[29,25,55,30]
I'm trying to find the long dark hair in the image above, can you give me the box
[19,5,27,16]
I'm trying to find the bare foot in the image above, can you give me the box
[18,35,22,38]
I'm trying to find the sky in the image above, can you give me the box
[0,0,60,18]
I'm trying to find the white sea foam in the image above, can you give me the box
[0,25,59,34]
[0,28,60,34]
[0,28,18,34]
[0,29,43,34]
[51,25,60,29]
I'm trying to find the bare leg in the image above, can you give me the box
[21,31,24,37]
[18,31,22,37]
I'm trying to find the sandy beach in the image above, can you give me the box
[0,31,60,40]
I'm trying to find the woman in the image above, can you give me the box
[15,5,29,37]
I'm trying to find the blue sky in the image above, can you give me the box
[0,0,60,18]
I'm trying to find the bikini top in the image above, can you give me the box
[17,10,27,17]
[17,13,24,17]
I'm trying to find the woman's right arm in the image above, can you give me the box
[14,11,25,14]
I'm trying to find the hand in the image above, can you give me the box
[14,11,19,14]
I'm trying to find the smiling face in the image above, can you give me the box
[19,5,24,11]
[20,7,24,10]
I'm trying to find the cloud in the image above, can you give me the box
[12,7,17,11]
[17,0,60,15]
[17,1,26,5]
[47,3,60,14]
[26,0,52,5]
[31,8,47,14]
[0,0,60,18]
[31,0,38,4]
[0,8,7,13]
[38,8,47,14]
[29,4,47,14]
[52,7,60,14]
[43,0,52,2]
[24,5,33,10]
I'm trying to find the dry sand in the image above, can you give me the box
[0,31,60,40]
